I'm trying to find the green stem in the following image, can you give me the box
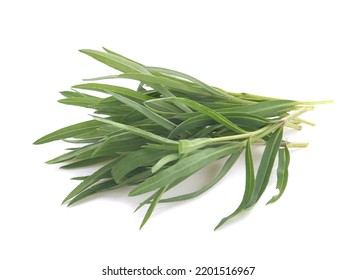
[210,107,309,144]
[298,100,333,105]
[286,142,309,148]
[292,117,315,126]
[228,92,278,101]
[212,87,271,102]
[282,107,311,122]
[179,107,311,155]
[210,122,282,143]
[285,121,302,130]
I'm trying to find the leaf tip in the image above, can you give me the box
[214,219,225,231]
[266,199,274,205]
[128,189,138,197]
[33,139,42,145]
[79,49,91,54]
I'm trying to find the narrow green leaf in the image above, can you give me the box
[174,100,298,121]
[146,67,246,103]
[191,124,222,138]
[146,97,247,134]
[134,175,186,212]
[91,137,147,157]
[151,153,180,173]
[245,126,284,208]
[73,83,151,102]
[63,137,102,144]
[129,143,242,196]
[79,49,151,74]
[68,168,154,206]
[102,47,145,66]
[83,74,119,81]
[160,151,241,203]
[58,97,100,108]
[119,73,208,95]
[178,138,213,154]
[67,180,118,206]
[215,139,255,230]
[110,92,176,131]
[62,159,120,204]
[169,112,269,139]
[111,149,169,183]
[61,155,118,169]
[137,82,146,92]
[267,146,290,204]
[115,73,193,113]
[34,120,105,144]
[71,176,88,181]
[46,143,100,164]
[60,91,81,98]
[220,100,298,118]
[143,143,179,151]
[93,117,178,146]
[140,185,168,229]
[74,128,110,139]
[59,91,102,100]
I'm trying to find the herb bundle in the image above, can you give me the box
[34,48,328,229]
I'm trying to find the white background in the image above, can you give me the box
[1,0,356,279]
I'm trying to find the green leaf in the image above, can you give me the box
[146,67,248,103]
[79,49,151,74]
[58,97,100,108]
[267,146,290,204]
[60,91,81,98]
[178,138,213,154]
[159,151,241,203]
[46,143,100,164]
[245,126,284,208]
[220,100,298,118]
[67,168,153,206]
[59,91,102,101]
[146,97,247,134]
[63,137,102,144]
[34,120,105,144]
[169,112,269,139]
[72,83,151,102]
[116,73,193,113]
[92,117,178,146]
[173,100,298,121]
[67,180,118,206]
[110,92,176,131]
[129,143,242,196]
[215,139,255,230]
[74,128,109,139]
[102,47,145,66]
[61,155,118,169]
[62,159,120,204]
[71,176,88,181]
[111,149,169,183]
[151,153,180,173]
[91,136,147,157]
[190,124,222,138]
[140,185,168,229]
[118,73,208,95]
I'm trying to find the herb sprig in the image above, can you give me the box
[34,48,330,229]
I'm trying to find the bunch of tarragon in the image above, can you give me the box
[34,48,329,229]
